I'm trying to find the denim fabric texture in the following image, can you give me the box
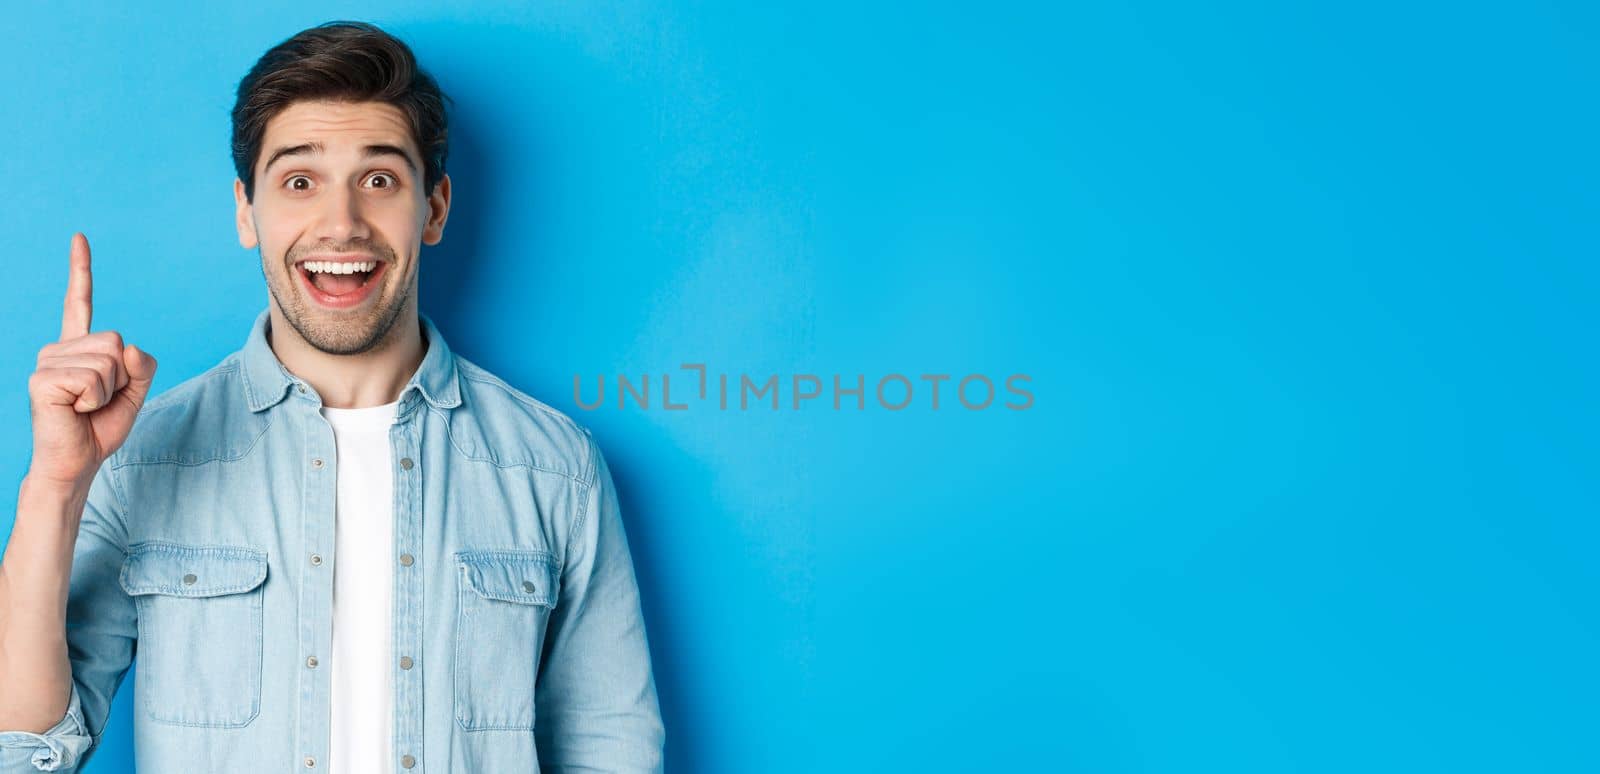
[0,308,665,772]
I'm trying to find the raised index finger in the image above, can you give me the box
[60,232,92,341]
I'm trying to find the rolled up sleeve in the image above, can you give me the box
[0,461,136,772]
[534,431,665,773]
[0,682,91,771]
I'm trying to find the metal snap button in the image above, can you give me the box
[401,754,415,769]
[522,580,536,593]
[183,573,197,585]
[399,553,414,567]
[400,457,414,470]
[400,656,413,670]
[306,656,318,668]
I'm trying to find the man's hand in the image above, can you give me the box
[25,232,158,494]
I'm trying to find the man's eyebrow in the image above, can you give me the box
[261,141,419,176]
[361,144,419,175]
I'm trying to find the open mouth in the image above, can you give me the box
[295,258,386,308]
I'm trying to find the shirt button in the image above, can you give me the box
[310,553,323,566]
[304,756,316,767]
[400,457,414,470]
[306,656,318,668]
[297,383,307,393]
[401,754,415,769]
[400,656,413,670]
[311,457,324,468]
[399,553,414,567]
[522,581,536,593]
[183,573,197,585]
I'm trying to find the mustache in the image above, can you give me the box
[287,242,395,263]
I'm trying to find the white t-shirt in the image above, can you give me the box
[320,399,400,774]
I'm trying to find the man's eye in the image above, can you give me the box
[367,173,396,189]
[286,176,312,191]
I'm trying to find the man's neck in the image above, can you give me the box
[265,307,426,409]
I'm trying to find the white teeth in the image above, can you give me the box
[302,260,376,274]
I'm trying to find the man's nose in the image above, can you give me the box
[313,183,371,243]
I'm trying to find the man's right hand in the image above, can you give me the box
[25,232,158,494]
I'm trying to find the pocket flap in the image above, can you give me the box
[457,550,559,606]
[119,543,268,598]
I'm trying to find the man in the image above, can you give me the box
[0,20,665,773]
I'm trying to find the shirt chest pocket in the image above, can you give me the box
[453,550,561,731]
[118,543,269,728]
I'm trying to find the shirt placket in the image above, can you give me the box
[391,393,425,770]
[296,382,336,771]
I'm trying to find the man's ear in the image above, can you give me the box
[234,178,258,249]
[422,173,451,246]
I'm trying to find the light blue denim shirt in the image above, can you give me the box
[0,308,665,772]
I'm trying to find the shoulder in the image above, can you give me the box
[446,355,599,486]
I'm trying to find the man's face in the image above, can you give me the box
[234,99,450,355]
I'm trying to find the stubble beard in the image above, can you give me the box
[262,246,413,357]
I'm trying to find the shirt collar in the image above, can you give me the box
[239,307,463,413]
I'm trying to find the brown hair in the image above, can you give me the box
[231,20,452,202]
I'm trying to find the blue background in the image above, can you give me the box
[2,2,1596,771]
